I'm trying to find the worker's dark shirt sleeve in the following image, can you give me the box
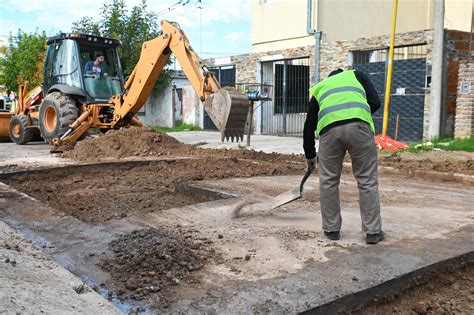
[303,96,319,159]
[354,70,381,114]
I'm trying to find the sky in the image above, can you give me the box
[0,0,252,59]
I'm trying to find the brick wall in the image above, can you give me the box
[445,30,473,137]
[454,61,474,138]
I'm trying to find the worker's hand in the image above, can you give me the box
[306,157,317,172]
[104,72,109,77]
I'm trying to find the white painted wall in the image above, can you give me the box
[171,77,196,125]
[137,86,173,128]
[136,75,198,128]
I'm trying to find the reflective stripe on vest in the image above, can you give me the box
[318,101,371,121]
[309,70,375,135]
[318,86,366,103]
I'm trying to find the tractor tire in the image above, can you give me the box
[8,115,33,145]
[39,92,79,144]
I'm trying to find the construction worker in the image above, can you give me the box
[303,68,384,244]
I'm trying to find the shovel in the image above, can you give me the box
[271,166,314,209]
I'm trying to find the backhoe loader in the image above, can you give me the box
[3,82,43,144]
[2,20,248,146]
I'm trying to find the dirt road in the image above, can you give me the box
[0,128,473,313]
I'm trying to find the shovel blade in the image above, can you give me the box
[271,186,302,209]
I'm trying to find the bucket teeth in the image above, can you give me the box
[204,88,249,143]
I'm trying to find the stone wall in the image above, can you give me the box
[454,61,474,138]
[206,30,432,86]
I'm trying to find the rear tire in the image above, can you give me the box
[39,92,79,143]
[8,115,33,145]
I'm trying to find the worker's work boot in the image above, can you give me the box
[366,231,385,244]
[324,231,340,241]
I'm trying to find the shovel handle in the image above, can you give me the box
[299,168,313,193]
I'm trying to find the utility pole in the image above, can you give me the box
[428,0,445,139]
[197,0,203,55]
[307,0,322,84]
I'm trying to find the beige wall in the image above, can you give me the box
[252,0,314,52]
[252,0,472,53]
[445,0,473,31]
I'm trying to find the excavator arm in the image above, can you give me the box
[113,20,248,141]
[55,20,248,145]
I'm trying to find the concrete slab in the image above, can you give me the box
[168,130,307,155]
[148,174,473,312]
[0,142,73,171]
[0,220,120,314]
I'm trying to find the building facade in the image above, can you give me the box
[200,0,473,140]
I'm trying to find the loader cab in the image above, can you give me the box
[44,33,124,102]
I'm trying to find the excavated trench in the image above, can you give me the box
[0,129,473,313]
[0,156,305,312]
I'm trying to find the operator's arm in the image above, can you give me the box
[355,70,381,114]
[303,96,319,159]
[84,61,93,73]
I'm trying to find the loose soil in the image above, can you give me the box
[4,158,303,223]
[99,228,221,305]
[61,127,302,164]
[61,128,474,175]
[1,128,473,312]
[378,151,474,176]
[355,263,474,315]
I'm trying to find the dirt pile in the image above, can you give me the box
[62,128,189,161]
[60,127,304,164]
[379,152,474,176]
[99,228,219,302]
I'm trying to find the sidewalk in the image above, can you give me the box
[168,131,311,155]
[0,220,120,314]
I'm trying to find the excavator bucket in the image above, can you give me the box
[204,88,249,142]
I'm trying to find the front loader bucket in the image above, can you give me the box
[0,112,13,141]
[204,88,249,142]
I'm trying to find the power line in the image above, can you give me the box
[197,0,203,54]
[156,0,191,17]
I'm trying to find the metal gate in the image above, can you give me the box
[260,57,310,136]
[353,45,427,141]
[204,65,236,130]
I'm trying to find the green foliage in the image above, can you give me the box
[0,30,47,92]
[152,123,201,133]
[408,137,474,153]
[72,0,171,90]
[71,17,101,36]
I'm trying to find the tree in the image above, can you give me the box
[0,30,47,92]
[71,17,101,36]
[72,0,169,83]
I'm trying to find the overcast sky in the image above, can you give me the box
[0,0,252,58]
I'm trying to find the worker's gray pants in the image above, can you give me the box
[318,121,382,234]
